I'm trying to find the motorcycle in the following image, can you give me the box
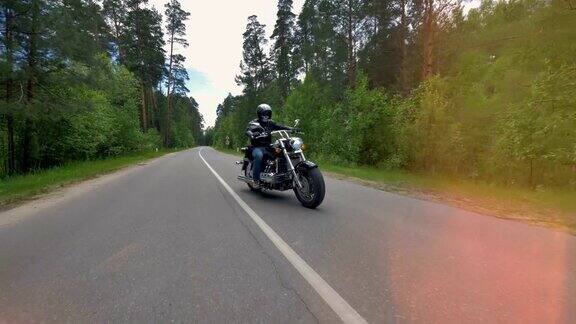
[236,119,326,209]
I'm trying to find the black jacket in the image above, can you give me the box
[246,119,291,147]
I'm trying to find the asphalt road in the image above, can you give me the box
[0,147,574,323]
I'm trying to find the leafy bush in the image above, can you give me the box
[211,0,575,189]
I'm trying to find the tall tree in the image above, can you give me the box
[1,0,20,174]
[294,0,320,74]
[122,0,165,131]
[20,0,42,172]
[102,0,128,61]
[215,93,237,119]
[0,0,204,177]
[167,54,189,95]
[359,0,416,92]
[51,0,110,65]
[164,0,190,145]
[395,0,413,92]
[295,0,346,90]
[418,0,459,79]
[334,0,371,86]
[271,0,297,101]
[236,15,272,96]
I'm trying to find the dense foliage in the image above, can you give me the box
[211,0,576,188]
[0,0,204,177]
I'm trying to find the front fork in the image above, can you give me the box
[279,140,304,188]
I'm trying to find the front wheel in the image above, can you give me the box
[293,167,325,209]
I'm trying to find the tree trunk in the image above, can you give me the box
[140,83,148,132]
[3,6,16,175]
[150,87,160,131]
[132,3,148,132]
[165,31,175,147]
[111,7,125,62]
[6,115,15,174]
[422,0,435,80]
[398,0,410,94]
[346,0,356,87]
[22,0,41,173]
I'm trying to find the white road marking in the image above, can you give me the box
[199,148,368,324]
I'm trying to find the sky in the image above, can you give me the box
[148,0,479,128]
[148,0,305,128]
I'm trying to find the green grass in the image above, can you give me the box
[0,150,174,207]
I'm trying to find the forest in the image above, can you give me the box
[209,0,576,189]
[0,0,204,178]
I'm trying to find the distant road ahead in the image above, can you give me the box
[1,147,574,323]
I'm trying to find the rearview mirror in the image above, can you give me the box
[294,119,300,127]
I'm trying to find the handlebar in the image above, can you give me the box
[273,130,305,140]
[271,129,302,135]
[253,129,303,140]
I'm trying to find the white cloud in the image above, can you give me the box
[148,0,305,127]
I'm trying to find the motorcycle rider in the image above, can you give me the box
[245,104,292,187]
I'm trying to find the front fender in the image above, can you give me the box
[295,160,318,172]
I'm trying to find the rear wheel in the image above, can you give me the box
[293,167,325,209]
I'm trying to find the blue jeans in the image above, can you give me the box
[252,147,271,181]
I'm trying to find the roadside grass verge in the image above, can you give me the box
[214,146,575,234]
[0,150,175,207]
[321,163,576,234]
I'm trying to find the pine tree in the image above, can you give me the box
[271,0,297,101]
[418,0,460,79]
[1,0,21,174]
[315,0,347,92]
[102,0,128,61]
[19,0,42,172]
[122,0,165,132]
[0,0,205,176]
[333,0,370,87]
[216,93,237,119]
[164,0,190,146]
[294,0,320,75]
[236,15,272,96]
[51,0,110,64]
[359,0,415,91]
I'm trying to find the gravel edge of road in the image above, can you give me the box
[323,170,575,236]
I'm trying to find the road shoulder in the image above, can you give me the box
[213,147,575,235]
[0,151,177,228]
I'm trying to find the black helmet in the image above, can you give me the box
[257,103,272,122]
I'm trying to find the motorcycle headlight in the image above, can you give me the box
[291,137,303,151]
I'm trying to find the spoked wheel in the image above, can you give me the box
[293,168,325,209]
[245,165,260,192]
